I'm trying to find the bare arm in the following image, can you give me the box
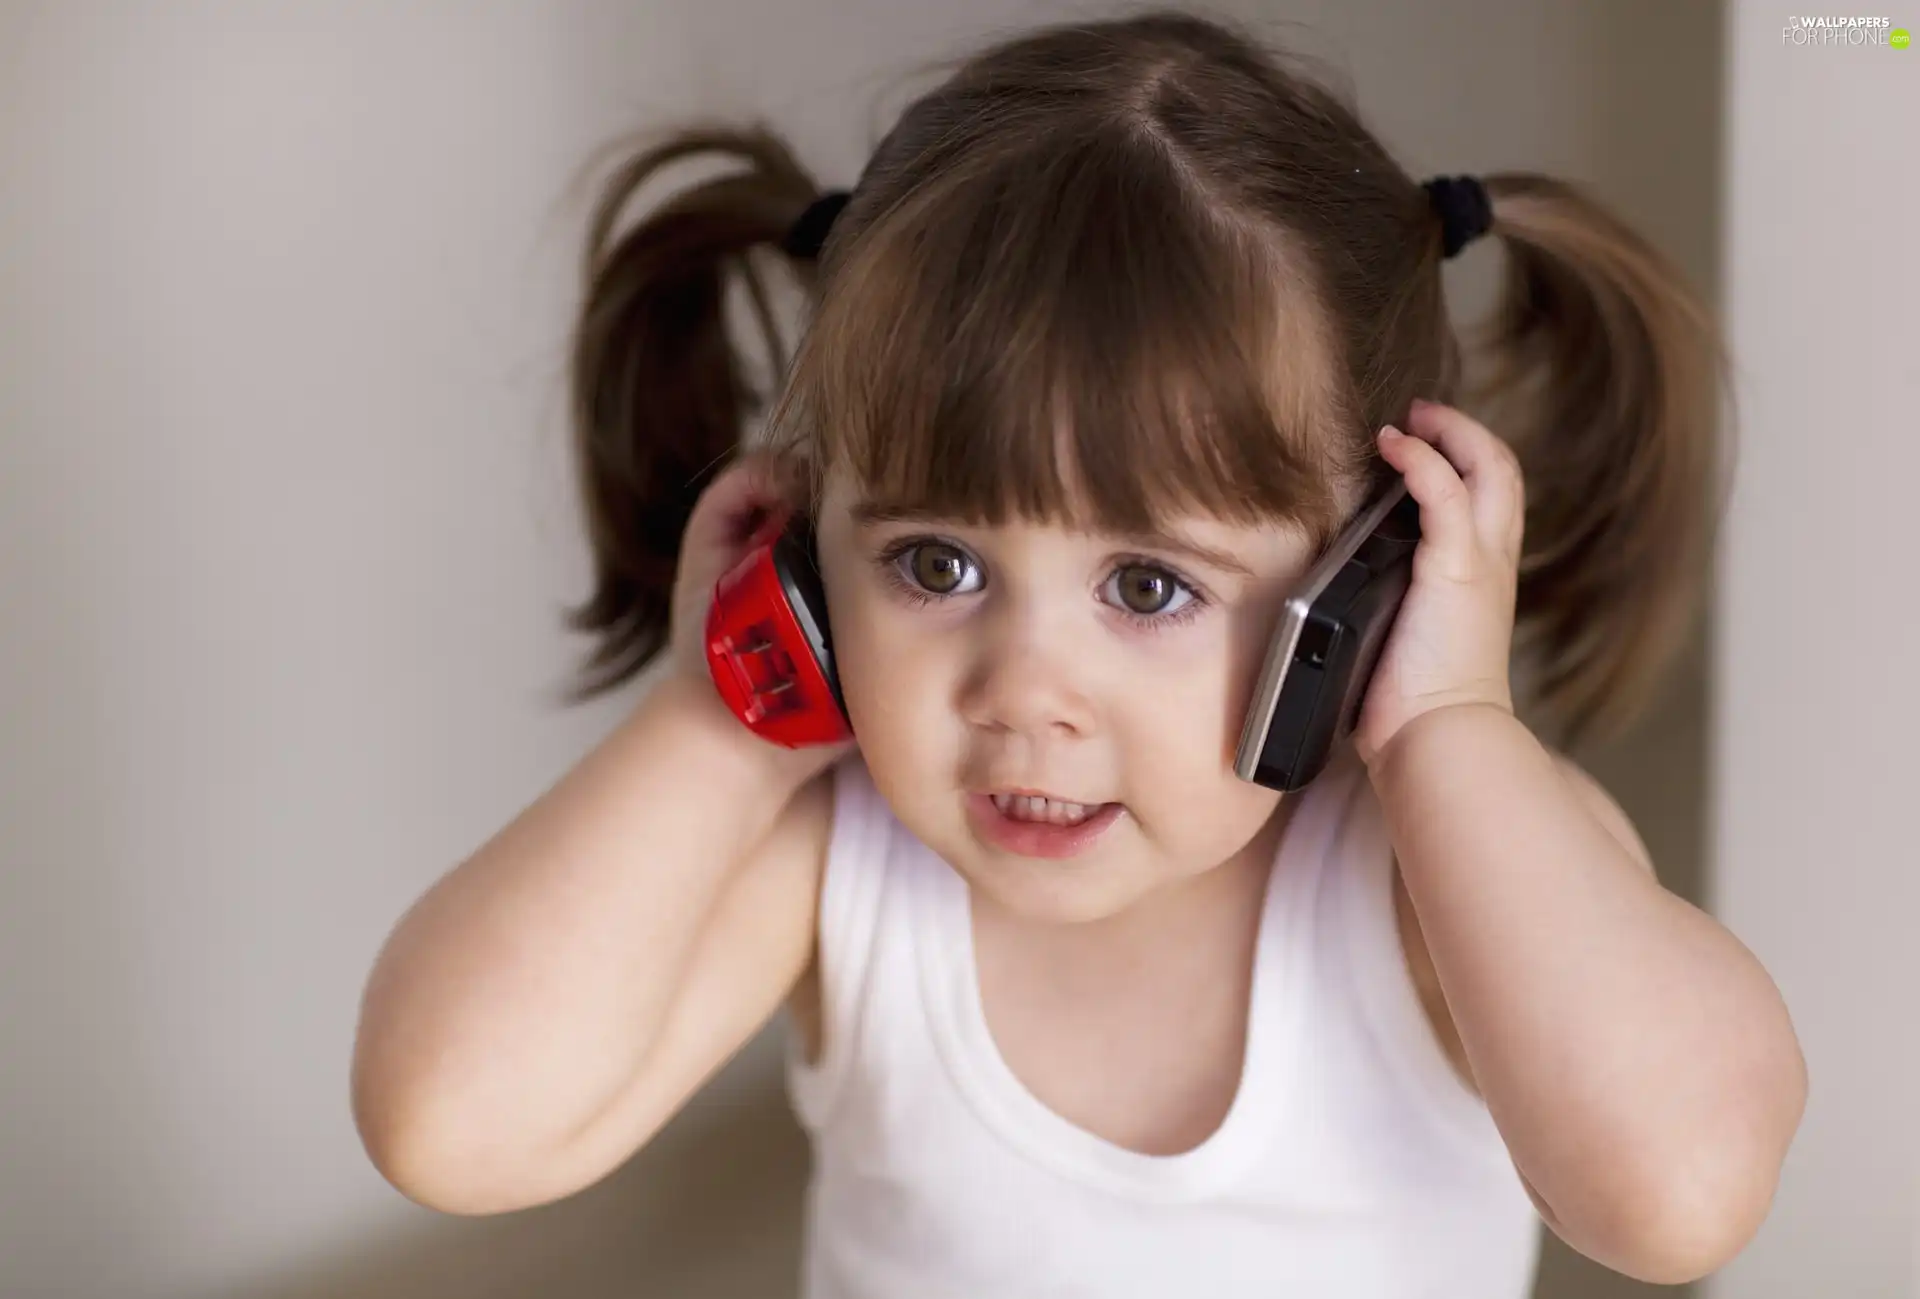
[350,674,834,1214]
[1368,702,1806,1285]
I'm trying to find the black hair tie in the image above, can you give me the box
[782,189,853,260]
[1422,175,1493,259]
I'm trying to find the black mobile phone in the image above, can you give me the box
[1233,481,1420,792]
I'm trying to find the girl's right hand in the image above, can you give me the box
[663,453,854,787]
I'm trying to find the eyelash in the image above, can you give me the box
[872,536,1213,632]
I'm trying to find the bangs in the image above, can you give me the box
[768,131,1370,547]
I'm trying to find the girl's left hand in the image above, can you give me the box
[1351,399,1525,771]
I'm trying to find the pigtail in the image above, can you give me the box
[566,122,825,697]
[1465,174,1733,747]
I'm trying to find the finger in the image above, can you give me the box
[1378,426,1477,581]
[690,453,794,548]
[1405,400,1525,558]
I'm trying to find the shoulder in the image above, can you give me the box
[785,754,894,1063]
[778,768,837,1065]
[771,753,887,877]
[784,764,840,872]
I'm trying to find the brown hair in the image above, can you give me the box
[566,9,1731,746]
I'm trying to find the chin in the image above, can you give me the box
[939,835,1159,926]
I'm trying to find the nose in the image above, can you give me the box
[958,613,1098,740]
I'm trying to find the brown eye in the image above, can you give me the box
[1116,566,1172,613]
[1105,565,1194,618]
[907,543,976,595]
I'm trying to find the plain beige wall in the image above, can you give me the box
[1703,4,1919,1295]
[2,3,1734,1297]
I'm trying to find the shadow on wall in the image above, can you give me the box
[214,1060,812,1299]
[1523,0,1725,1290]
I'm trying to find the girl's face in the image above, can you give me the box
[813,465,1324,924]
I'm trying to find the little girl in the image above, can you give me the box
[351,12,1805,1297]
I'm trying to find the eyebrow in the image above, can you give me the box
[849,501,943,528]
[849,500,1256,579]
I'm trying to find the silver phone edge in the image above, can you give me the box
[1231,481,1410,783]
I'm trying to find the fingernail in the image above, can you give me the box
[1379,425,1403,440]
[1410,397,1434,411]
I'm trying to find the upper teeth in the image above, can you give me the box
[992,794,1096,825]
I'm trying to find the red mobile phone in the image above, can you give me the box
[703,521,851,748]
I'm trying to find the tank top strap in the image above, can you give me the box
[786,756,894,1132]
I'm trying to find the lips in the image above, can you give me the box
[965,791,1124,860]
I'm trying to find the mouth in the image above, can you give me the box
[986,790,1106,827]
[965,789,1125,860]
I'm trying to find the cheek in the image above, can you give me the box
[831,598,956,755]
[1114,622,1279,848]
[1130,720,1282,865]
[1121,619,1254,764]
[1123,702,1268,814]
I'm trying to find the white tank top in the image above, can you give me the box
[785,748,1541,1299]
